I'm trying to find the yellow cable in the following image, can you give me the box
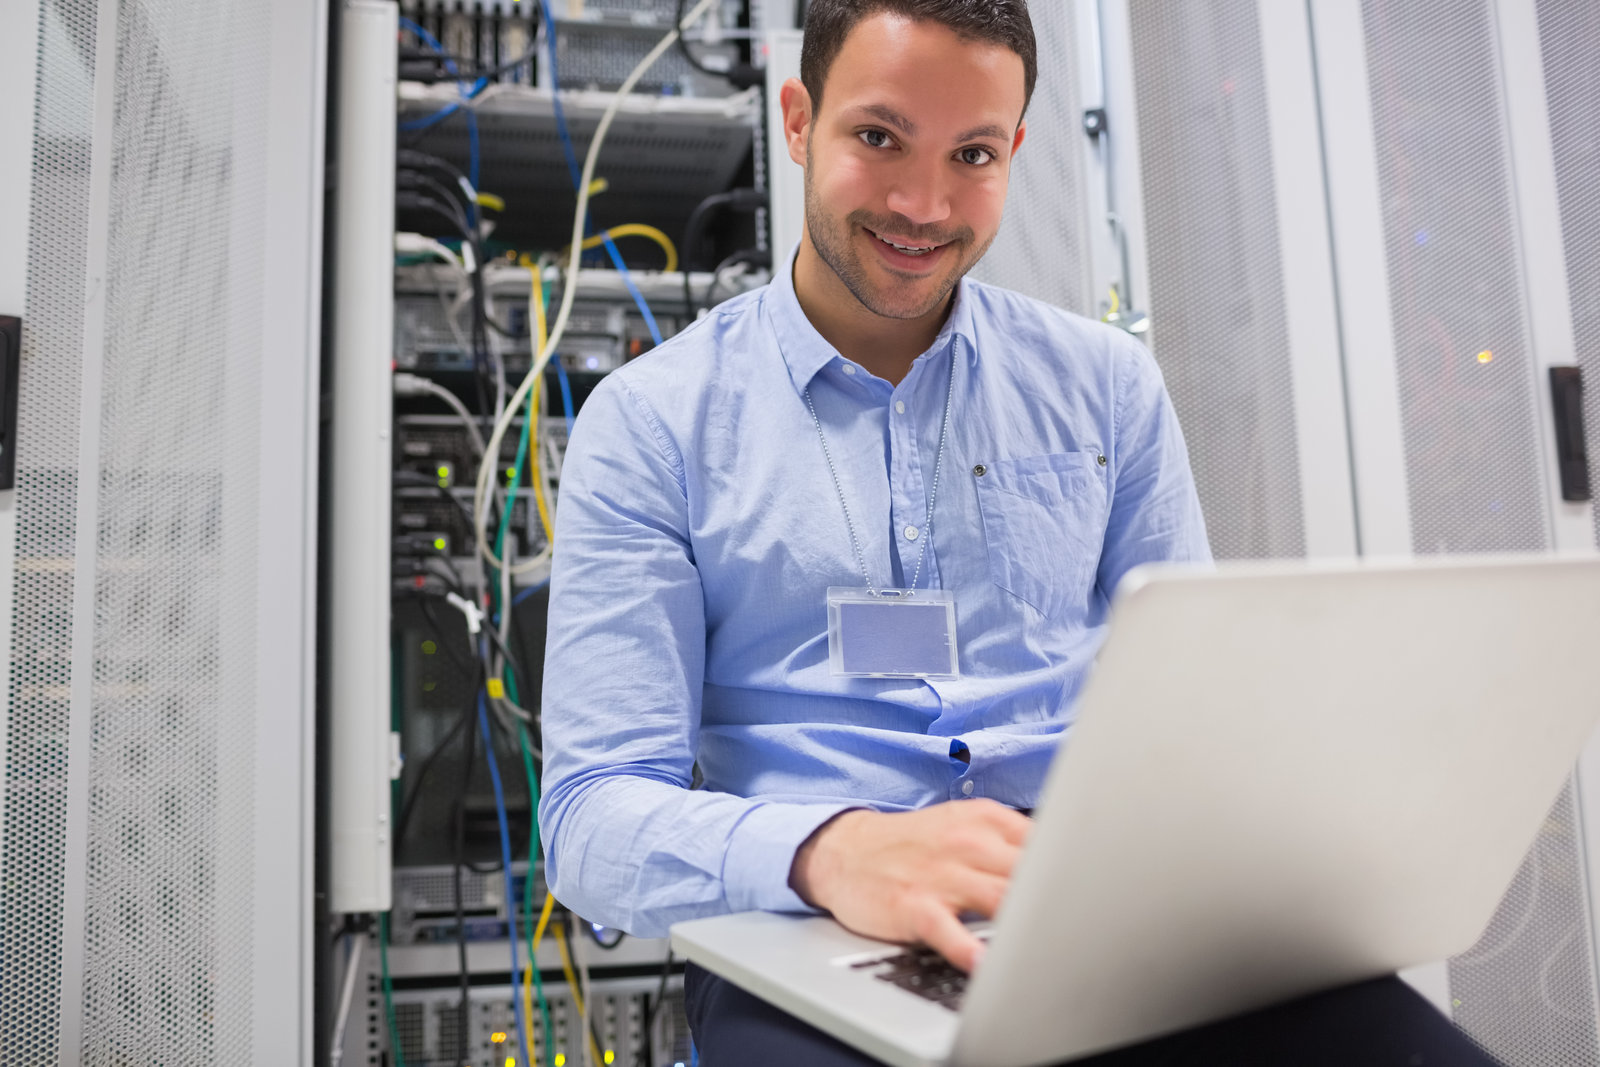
[521,894,557,1067]
[554,924,606,1067]
[528,374,555,545]
[571,224,679,273]
[532,892,557,950]
[522,261,556,546]
[476,191,506,212]
[1102,284,1121,322]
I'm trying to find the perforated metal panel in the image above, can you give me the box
[968,2,1090,317]
[1534,0,1600,552]
[6,0,283,1061]
[1359,3,1600,1062]
[76,0,270,1061]
[2,0,97,1059]
[1362,0,1548,556]
[1126,0,1306,561]
[1448,786,1600,1065]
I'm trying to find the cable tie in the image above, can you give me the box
[445,591,483,634]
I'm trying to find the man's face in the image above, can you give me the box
[784,13,1028,321]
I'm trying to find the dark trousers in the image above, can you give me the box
[684,963,1506,1066]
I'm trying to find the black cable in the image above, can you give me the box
[452,664,483,1067]
[397,168,473,230]
[586,923,626,950]
[396,192,472,241]
[640,949,677,1067]
[397,148,468,188]
[681,189,769,316]
[674,0,762,89]
[560,916,610,1058]
[393,471,480,530]
[399,29,539,84]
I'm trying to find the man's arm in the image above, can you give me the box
[538,376,853,938]
[1097,335,1213,592]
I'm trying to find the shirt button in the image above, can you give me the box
[895,400,906,414]
[961,780,975,796]
[904,525,920,541]
[842,364,856,375]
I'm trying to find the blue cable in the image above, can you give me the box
[398,17,485,196]
[537,0,584,188]
[478,688,534,1067]
[512,580,550,609]
[537,0,666,342]
[600,235,666,345]
[554,360,577,438]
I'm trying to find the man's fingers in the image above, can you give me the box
[912,902,986,973]
[943,869,1009,919]
[976,802,1034,848]
[946,830,1023,878]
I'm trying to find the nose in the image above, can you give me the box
[884,163,953,230]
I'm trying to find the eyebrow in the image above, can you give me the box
[852,104,1009,145]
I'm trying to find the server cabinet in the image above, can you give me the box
[1100,0,1599,1062]
[0,0,325,1062]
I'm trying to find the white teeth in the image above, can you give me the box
[875,232,936,256]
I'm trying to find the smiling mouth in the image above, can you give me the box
[866,228,945,258]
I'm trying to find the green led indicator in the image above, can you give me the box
[437,465,450,479]
[433,537,447,551]
[421,640,437,655]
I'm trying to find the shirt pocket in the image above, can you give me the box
[973,452,1108,619]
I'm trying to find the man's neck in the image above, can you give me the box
[792,236,952,386]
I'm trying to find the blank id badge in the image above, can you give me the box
[826,587,959,678]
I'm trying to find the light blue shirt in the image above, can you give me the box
[539,255,1211,938]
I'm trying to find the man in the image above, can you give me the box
[538,3,1496,1064]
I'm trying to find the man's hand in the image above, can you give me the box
[788,800,1032,973]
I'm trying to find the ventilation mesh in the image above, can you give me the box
[1360,2,1600,1062]
[1362,0,1547,555]
[2,0,97,1061]
[969,1,1090,316]
[1127,0,1306,561]
[1534,0,1600,551]
[77,0,267,1061]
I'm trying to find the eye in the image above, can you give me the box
[959,146,996,166]
[859,129,893,149]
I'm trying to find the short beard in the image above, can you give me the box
[803,135,994,321]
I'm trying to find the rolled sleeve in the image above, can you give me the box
[722,802,859,915]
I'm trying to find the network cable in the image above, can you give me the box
[474,0,721,576]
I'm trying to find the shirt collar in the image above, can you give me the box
[766,241,980,395]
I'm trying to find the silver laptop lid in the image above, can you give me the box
[955,555,1600,1066]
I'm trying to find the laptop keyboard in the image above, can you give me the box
[851,947,970,1011]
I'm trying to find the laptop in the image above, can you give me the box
[671,554,1600,1067]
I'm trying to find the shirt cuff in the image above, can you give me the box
[722,801,859,915]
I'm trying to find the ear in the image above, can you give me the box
[1010,119,1027,161]
[779,77,812,168]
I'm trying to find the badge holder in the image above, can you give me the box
[827,587,959,678]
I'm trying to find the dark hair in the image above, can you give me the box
[799,0,1037,118]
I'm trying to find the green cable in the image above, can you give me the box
[520,721,556,1067]
[493,325,555,1064]
[379,912,407,1067]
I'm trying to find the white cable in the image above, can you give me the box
[328,933,365,1067]
[394,373,486,457]
[473,0,719,574]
